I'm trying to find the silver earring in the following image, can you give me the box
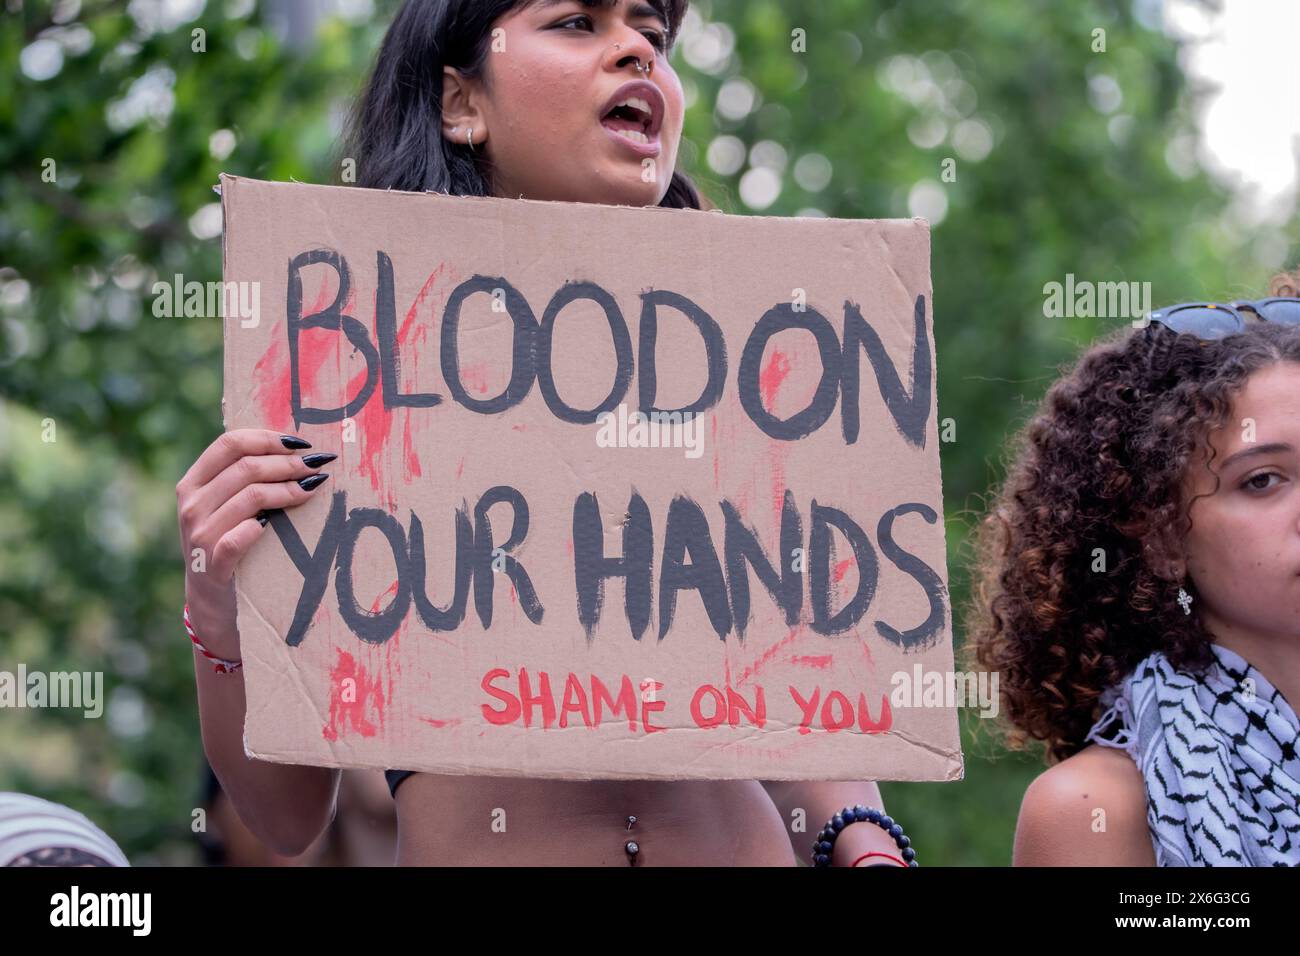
[466,126,475,152]
[1177,586,1193,616]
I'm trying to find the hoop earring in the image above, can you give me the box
[467,126,475,152]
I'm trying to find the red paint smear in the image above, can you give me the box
[348,292,396,509]
[459,361,491,396]
[402,412,423,482]
[735,626,801,686]
[455,457,465,480]
[391,266,446,483]
[512,424,526,432]
[768,442,787,531]
[758,350,793,532]
[322,649,384,741]
[759,349,791,411]
[418,716,463,729]
[383,619,406,709]
[833,558,855,583]
[790,654,833,669]
[252,339,292,432]
[369,579,400,614]
[397,265,446,347]
[252,277,354,431]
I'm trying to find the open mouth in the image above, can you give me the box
[601,100,655,144]
[598,81,664,148]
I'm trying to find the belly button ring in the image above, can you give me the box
[625,815,639,865]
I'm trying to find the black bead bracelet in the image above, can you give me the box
[811,804,917,867]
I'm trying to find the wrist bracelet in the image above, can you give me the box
[184,604,243,674]
[850,851,908,868]
[812,804,917,867]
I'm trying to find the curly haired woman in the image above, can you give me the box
[968,271,1300,866]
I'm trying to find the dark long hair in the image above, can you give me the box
[337,0,703,208]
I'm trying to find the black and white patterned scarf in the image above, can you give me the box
[1085,644,1300,866]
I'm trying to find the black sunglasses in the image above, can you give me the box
[1142,298,1300,339]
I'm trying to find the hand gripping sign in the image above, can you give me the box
[220,174,963,782]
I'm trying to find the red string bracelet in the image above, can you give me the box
[183,604,242,674]
[850,851,909,868]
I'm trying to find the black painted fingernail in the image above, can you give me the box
[301,452,337,468]
[298,473,330,491]
[280,435,312,450]
[256,511,270,526]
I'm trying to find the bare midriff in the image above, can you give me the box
[394,773,798,866]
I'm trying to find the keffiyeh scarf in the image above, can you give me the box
[1085,644,1300,866]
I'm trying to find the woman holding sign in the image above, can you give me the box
[180,0,917,866]
[969,273,1300,866]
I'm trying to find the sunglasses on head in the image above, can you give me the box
[1142,297,1300,339]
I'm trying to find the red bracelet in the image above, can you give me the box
[850,851,909,868]
[184,604,242,674]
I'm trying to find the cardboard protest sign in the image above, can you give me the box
[220,173,963,782]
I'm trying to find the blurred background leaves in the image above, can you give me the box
[0,0,1294,864]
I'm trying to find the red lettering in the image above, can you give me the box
[592,674,639,731]
[821,690,853,732]
[726,685,766,728]
[857,693,892,733]
[641,680,667,733]
[559,671,593,729]
[480,668,520,725]
[690,684,727,728]
[519,667,556,729]
[789,685,820,735]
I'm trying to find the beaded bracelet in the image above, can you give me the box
[184,604,243,674]
[812,804,917,867]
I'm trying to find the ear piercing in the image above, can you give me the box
[449,125,475,151]
[1177,585,1194,615]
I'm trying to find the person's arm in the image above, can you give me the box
[762,781,907,866]
[1013,744,1155,866]
[194,653,340,857]
[180,429,341,857]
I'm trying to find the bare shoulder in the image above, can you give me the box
[1013,744,1155,866]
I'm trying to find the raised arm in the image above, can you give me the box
[180,428,341,857]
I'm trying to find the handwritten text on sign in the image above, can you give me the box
[222,175,961,781]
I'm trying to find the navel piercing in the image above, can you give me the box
[625,815,639,865]
[1177,586,1194,615]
